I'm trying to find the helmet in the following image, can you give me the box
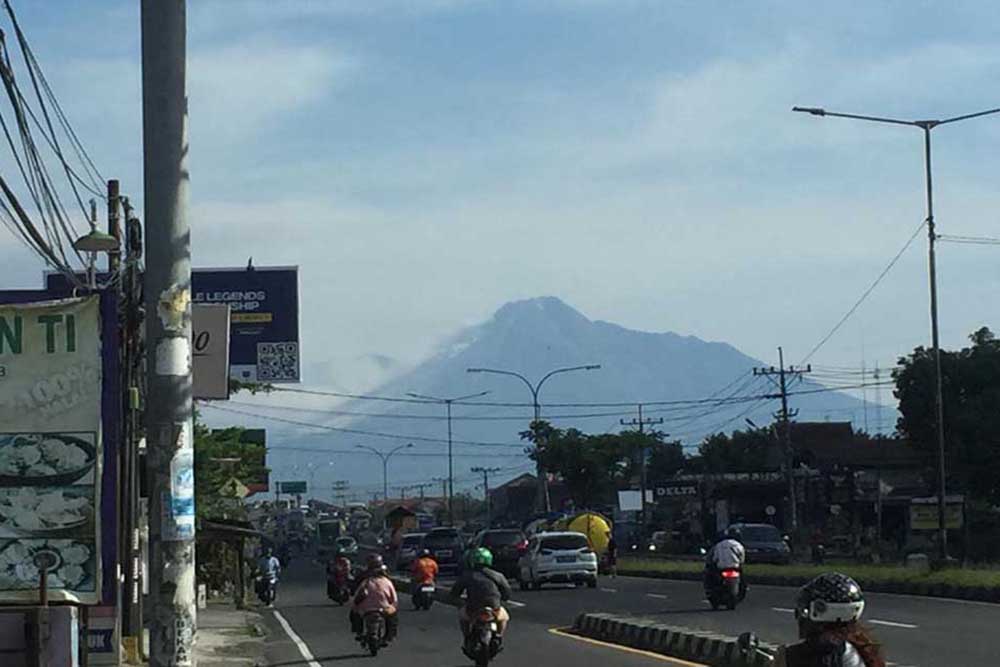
[419,549,432,559]
[470,547,493,568]
[725,526,743,541]
[365,553,385,573]
[795,573,865,624]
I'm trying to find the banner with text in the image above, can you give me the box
[0,296,102,604]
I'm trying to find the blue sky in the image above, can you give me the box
[3,0,1000,396]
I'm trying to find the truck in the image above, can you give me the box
[317,518,347,559]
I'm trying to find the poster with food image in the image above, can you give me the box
[0,297,102,604]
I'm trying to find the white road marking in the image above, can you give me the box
[772,607,795,613]
[273,609,322,667]
[601,588,618,593]
[646,593,669,599]
[870,619,918,629]
[507,600,527,608]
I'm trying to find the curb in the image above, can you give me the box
[572,612,777,666]
[616,567,1000,604]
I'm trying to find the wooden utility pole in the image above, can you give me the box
[621,404,664,528]
[472,467,502,526]
[754,347,811,533]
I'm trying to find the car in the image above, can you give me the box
[728,523,791,565]
[471,529,528,577]
[394,533,426,571]
[422,527,465,573]
[334,536,359,556]
[518,531,598,590]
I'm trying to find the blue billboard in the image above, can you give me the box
[192,266,300,383]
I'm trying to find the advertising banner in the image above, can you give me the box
[192,304,231,400]
[910,496,964,530]
[0,296,102,604]
[192,267,300,383]
[279,481,307,495]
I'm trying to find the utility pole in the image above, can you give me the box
[472,467,502,527]
[620,404,664,529]
[407,483,431,500]
[332,480,350,507]
[142,1,195,665]
[754,347,811,534]
[433,477,449,508]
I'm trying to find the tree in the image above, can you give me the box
[194,422,268,520]
[894,327,1000,504]
[646,439,686,481]
[696,428,772,473]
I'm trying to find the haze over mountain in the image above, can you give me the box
[238,297,883,500]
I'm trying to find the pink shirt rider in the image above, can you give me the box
[354,576,398,615]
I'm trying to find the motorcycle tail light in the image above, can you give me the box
[478,610,495,622]
[721,569,740,579]
[517,540,529,552]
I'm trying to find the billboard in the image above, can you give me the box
[192,266,300,383]
[910,496,964,530]
[192,304,231,400]
[279,481,307,495]
[0,296,103,604]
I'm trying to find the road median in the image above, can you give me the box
[619,557,1000,603]
[570,612,775,666]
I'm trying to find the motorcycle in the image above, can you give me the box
[463,608,502,667]
[359,611,387,657]
[413,583,435,611]
[327,576,351,605]
[706,568,744,610]
[255,576,277,606]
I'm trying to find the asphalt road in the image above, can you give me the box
[260,558,694,667]
[260,557,1000,667]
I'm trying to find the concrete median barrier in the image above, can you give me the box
[571,612,777,666]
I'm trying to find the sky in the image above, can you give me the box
[2,0,999,405]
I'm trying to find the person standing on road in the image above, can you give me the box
[775,572,885,667]
[605,531,618,578]
[450,547,511,639]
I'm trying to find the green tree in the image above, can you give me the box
[697,428,772,473]
[894,327,1000,504]
[194,422,269,520]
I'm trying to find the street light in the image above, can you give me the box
[466,364,601,512]
[406,391,491,525]
[73,200,119,289]
[355,443,414,514]
[793,103,1000,560]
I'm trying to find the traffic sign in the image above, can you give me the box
[220,477,250,499]
[279,481,307,494]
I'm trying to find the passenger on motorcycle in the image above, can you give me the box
[349,554,398,644]
[327,551,353,597]
[775,572,885,667]
[449,547,511,639]
[704,527,746,594]
[411,549,439,591]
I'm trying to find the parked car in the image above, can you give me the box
[728,523,791,565]
[422,527,464,573]
[518,531,598,590]
[470,529,528,578]
[334,536,359,556]
[394,533,426,571]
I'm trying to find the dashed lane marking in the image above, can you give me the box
[548,627,707,666]
[273,609,322,667]
[507,600,527,608]
[601,588,618,593]
[772,607,795,613]
[646,593,669,599]
[869,619,918,629]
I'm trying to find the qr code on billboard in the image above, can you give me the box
[257,342,299,381]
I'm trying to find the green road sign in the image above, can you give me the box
[279,481,307,494]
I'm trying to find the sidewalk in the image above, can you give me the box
[192,601,267,667]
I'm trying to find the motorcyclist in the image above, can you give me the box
[775,572,885,667]
[350,554,399,644]
[411,548,439,591]
[257,547,281,607]
[449,547,511,643]
[326,550,353,597]
[704,526,746,597]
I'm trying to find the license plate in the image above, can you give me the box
[436,550,452,558]
[421,586,435,593]
[556,556,576,563]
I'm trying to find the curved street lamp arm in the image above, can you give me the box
[466,367,536,398]
[406,390,491,403]
[937,107,1000,126]
[535,364,602,395]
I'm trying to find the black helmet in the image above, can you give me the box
[726,526,743,541]
[795,572,865,624]
[419,548,432,559]
[365,553,386,573]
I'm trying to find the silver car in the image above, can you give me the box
[518,531,598,590]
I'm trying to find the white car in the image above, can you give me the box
[518,531,598,590]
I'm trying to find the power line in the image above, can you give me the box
[800,219,927,364]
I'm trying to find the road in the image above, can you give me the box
[260,558,999,667]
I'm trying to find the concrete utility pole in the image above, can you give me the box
[472,467,502,526]
[754,348,811,533]
[620,404,664,529]
[141,1,196,665]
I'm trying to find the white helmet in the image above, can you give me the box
[794,572,865,624]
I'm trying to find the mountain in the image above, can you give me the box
[252,297,879,499]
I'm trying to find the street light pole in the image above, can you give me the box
[356,444,414,523]
[407,391,490,525]
[466,365,601,513]
[793,104,1000,560]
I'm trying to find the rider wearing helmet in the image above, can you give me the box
[775,573,885,667]
[705,526,746,594]
[449,547,512,639]
[349,553,399,644]
[411,548,439,589]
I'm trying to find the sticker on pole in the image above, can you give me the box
[164,427,195,541]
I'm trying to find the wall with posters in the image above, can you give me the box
[192,266,300,383]
[0,296,103,604]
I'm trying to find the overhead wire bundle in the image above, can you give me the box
[0,0,106,288]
